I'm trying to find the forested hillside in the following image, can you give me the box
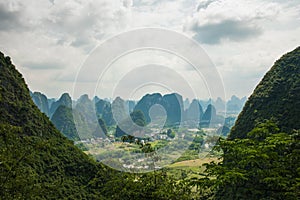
[230,47,300,139]
[0,52,100,199]
[0,51,197,200]
[195,47,300,199]
[1,47,299,200]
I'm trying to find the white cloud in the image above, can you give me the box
[0,0,299,100]
[130,0,197,28]
[0,0,132,97]
[184,0,281,44]
[123,0,133,8]
[181,0,300,98]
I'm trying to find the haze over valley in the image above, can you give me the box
[0,0,299,199]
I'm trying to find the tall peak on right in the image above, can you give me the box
[229,47,300,139]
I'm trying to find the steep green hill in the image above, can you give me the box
[51,105,80,140]
[95,99,115,126]
[229,47,300,139]
[49,92,72,117]
[0,52,100,199]
[31,91,50,117]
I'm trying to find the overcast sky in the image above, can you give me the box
[0,0,299,100]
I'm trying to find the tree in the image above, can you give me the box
[167,129,175,139]
[0,124,39,199]
[0,51,100,199]
[51,105,79,140]
[188,136,204,152]
[121,135,135,143]
[191,121,300,199]
[229,47,300,139]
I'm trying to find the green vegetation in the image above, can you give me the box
[49,93,72,117]
[1,46,300,199]
[0,52,99,199]
[230,46,300,139]
[191,121,300,199]
[167,128,175,138]
[0,55,194,199]
[51,105,80,140]
[89,169,193,200]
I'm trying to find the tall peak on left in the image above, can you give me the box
[0,51,48,132]
[0,51,99,198]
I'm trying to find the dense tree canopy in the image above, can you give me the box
[230,47,300,139]
[51,105,79,140]
[1,47,300,199]
[192,121,300,200]
[0,51,100,199]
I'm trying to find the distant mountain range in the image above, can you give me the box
[32,92,246,118]
[1,46,299,199]
[31,90,246,140]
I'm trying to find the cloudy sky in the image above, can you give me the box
[0,0,299,100]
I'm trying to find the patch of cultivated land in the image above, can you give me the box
[165,156,221,178]
[169,157,219,168]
